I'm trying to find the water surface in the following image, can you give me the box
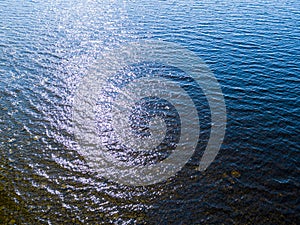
[0,0,299,224]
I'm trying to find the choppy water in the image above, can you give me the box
[0,0,299,224]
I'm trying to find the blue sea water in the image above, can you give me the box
[0,0,299,224]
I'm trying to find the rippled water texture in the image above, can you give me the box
[0,0,299,224]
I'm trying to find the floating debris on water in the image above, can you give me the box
[231,170,241,178]
[7,139,16,143]
[32,136,40,141]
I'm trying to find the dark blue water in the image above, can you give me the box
[0,0,299,224]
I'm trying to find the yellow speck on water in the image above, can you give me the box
[112,213,119,220]
[9,219,16,225]
[231,170,241,178]
[33,135,40,141]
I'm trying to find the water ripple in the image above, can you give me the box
[0,0,299,224]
